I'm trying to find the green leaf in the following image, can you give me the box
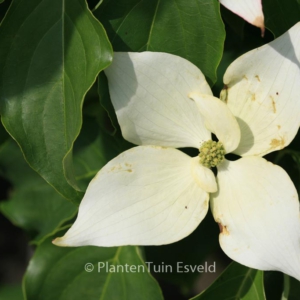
[191,262,265,300]
[23,230,164,300]
[0,0,113,202]
[0,139,77,244]
[0,285,23,300]
[264,0,300,37]
[95,0,225,84]
[0,121,9,146]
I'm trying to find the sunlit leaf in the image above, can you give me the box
[0,0,112,202]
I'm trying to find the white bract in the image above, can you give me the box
[53,23,300,281]
[219,0,265,36]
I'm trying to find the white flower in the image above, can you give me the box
[53,23,300,281]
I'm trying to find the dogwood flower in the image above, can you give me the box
[53,23,300,280]
[219,0,265,36]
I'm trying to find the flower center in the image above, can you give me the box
[199,140,225,168]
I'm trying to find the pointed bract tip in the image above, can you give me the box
[253,15,265,37]
[52,237,66,247]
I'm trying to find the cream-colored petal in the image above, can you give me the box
[211,157,300,281]
[189,93,241,153]
[105,52,212,148]
[220,0,264,35]
[224,22,300,157]
[53,146,209,247]
[191,157,217,193]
